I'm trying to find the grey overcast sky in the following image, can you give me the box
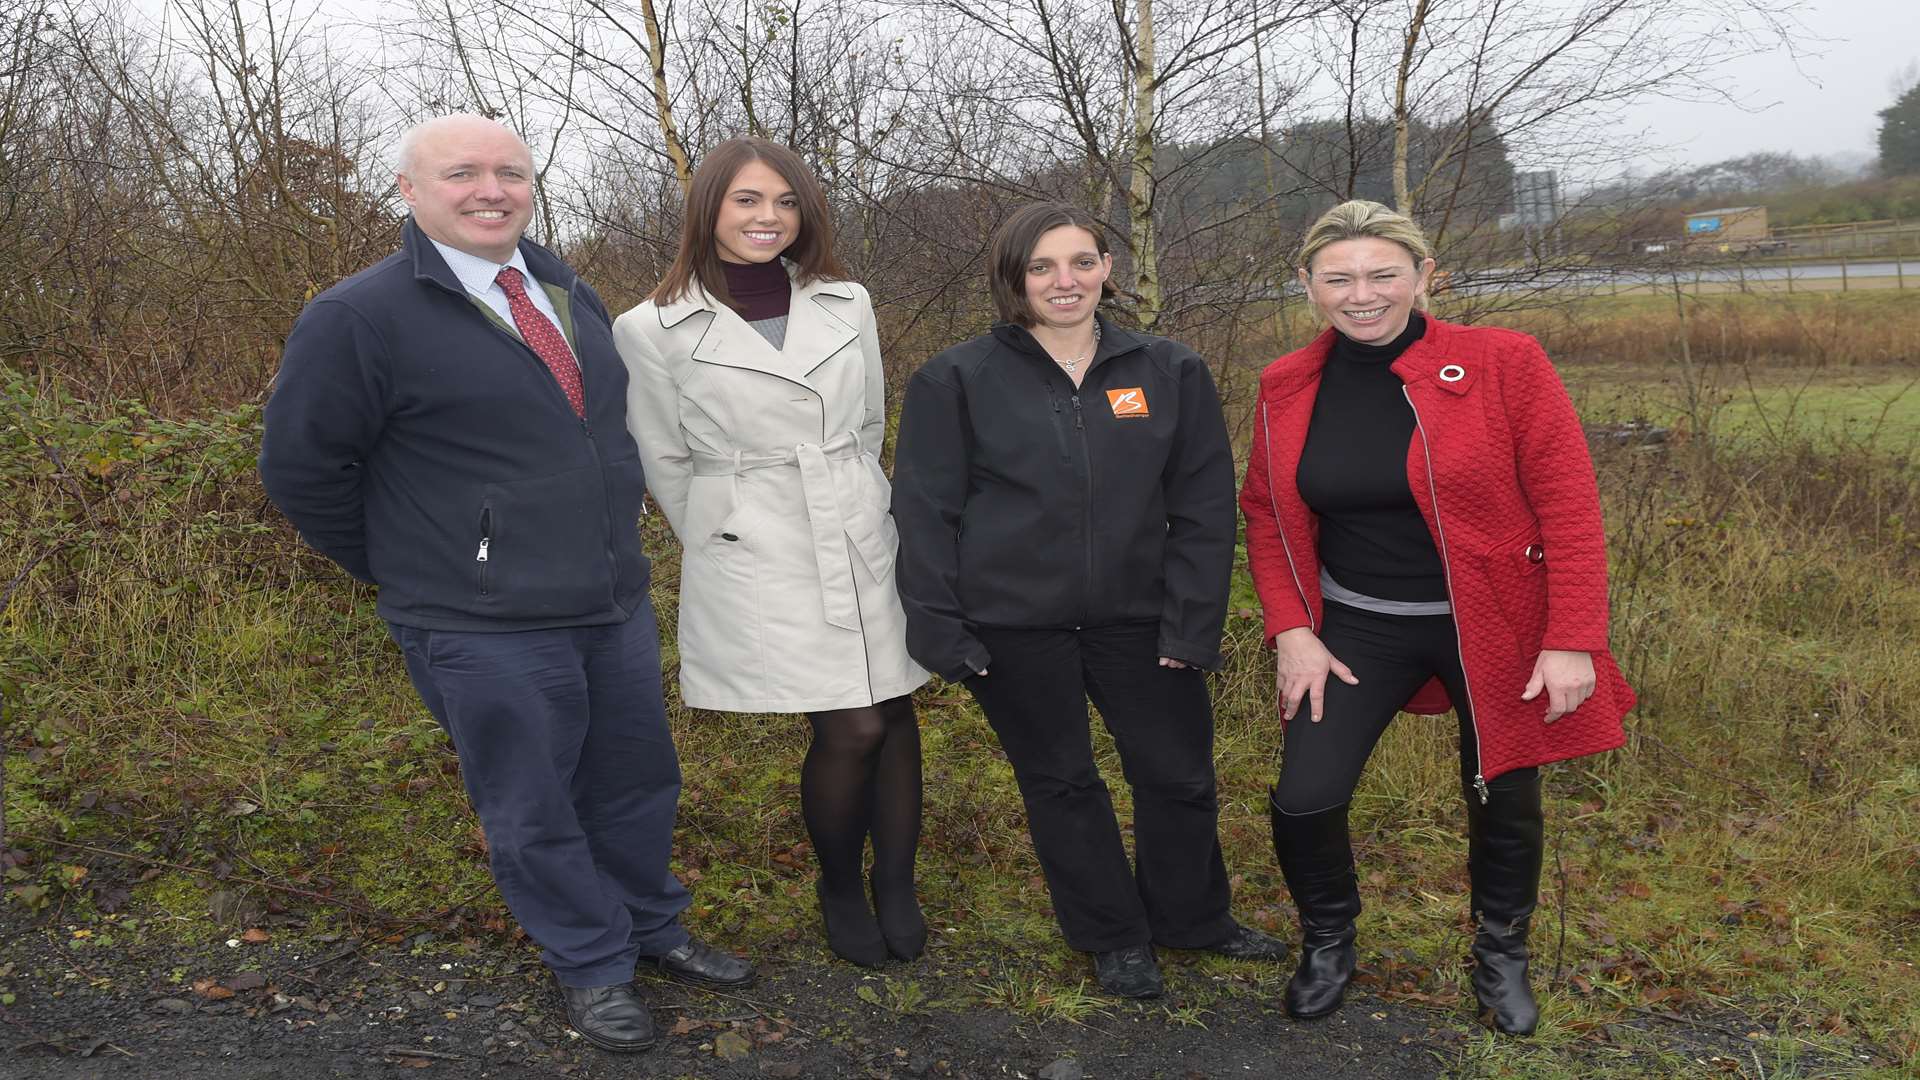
[1615,0,1916,167]
[132,0,1914,170]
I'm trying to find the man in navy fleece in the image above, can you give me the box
[258,114,750,1054]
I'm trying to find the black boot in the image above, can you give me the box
[1270,794,1360,1019]
[1465,769,1544,1036]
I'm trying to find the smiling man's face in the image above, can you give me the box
[397,117,535,264]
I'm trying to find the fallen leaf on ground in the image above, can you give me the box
[713,1029,751,1061]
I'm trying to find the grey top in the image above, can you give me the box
[746,314,789,349]
[1320,566,1453,617]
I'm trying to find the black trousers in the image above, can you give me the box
[1274,600,1534,816]
[966,621,1235,953]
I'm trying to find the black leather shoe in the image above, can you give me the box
[560,983,657,1053]
[1466,770,1544,1036]
[871,879,927,962]
[640,937,756,989]
[1093,944,1164,999]
[1207,922,1290,962]
[1272,795,1362,1020]
[817,881,888,968]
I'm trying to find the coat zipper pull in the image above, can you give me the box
[1474,774,1489,804]
[1070,394,1084,430]
[476,538,490,562]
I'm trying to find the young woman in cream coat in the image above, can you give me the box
[613,138,928,968]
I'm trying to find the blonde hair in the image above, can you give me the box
[1297,200,1434,306]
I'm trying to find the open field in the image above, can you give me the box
[4,290,1918,1078]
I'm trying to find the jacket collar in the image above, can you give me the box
[1263,314,1475,399]
[403,216,579,297]
[989,312,1148,369]
[1389,316,1478,395]
[654,265,861,390]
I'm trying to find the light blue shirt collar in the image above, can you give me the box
[428,237,534,298]
[425,236,567,343]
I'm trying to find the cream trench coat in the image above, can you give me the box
[613,271,929,712]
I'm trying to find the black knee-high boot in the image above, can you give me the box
[1465,769,1544,1035]
[1270,794,1360,1019]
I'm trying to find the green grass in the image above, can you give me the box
[1563,363,1920,448]
[4,329,1917,1076]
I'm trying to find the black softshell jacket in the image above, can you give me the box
[891,315,1236,681]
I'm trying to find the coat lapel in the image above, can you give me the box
[659,282,819,394]
[656,270,859,391]
[787,277,859,379]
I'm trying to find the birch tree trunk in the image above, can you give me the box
[640,0,692,196]
[1126,0,1160,328]
[1391,0,1433,214]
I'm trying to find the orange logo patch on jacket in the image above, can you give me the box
[1106,387,1149,418]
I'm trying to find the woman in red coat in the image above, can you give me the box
[1240,201,1633,1034]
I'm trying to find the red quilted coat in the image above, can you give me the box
[1239,317,1633,789]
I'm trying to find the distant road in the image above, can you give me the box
[1447,260,1917,295]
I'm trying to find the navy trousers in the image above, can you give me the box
[965,621,1236,953]
[391,600,692,987]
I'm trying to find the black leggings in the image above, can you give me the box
[1274,601,1532,815]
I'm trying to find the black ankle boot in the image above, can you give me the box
[816,880,888,968]
[1271,794,1361,1019]
[1465,770,1544,1036]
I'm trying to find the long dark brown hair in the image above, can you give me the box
[987,202,1115,326]
[652,137,847,310]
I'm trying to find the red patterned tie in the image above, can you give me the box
[496,267,585,417]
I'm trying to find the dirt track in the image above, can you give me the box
[1,909,1462,1080]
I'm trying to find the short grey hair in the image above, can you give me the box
[395,113,527,177]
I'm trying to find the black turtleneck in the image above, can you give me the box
[719,258,792,323]
[1295,312,1447,603]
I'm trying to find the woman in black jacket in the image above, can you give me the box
[891,202,1286,998]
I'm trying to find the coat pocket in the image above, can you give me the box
[1483,520,1547,577]
[697,493,769,590]
[1479,520,1549,654]
[477,465,613,618]
[676,485,767,693]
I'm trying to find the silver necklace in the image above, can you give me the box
[1054,322,1101,376]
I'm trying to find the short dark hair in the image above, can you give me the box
[987,202,1114,326]
[653,137,847,310]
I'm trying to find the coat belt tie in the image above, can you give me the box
[689,431,872,632]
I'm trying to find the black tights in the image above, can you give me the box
[802,694,921,913]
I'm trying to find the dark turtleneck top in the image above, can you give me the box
[721,258,793,347]
[1294,311,1448,604]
